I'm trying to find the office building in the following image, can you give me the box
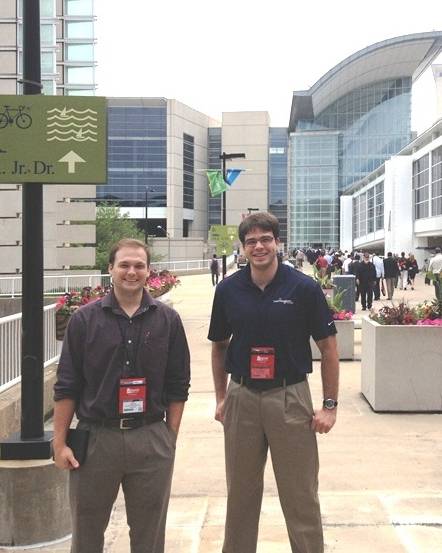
[288,32,442,250]
[0,0,97,274]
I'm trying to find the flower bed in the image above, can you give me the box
[146,270,180,298]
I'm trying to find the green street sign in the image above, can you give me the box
[0,95,107,183]
[209,225,238,256]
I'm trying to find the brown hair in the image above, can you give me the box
[108,239,150,267]
[238,212,279,244]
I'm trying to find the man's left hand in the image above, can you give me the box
[311,408,337,434]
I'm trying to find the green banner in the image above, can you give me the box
[0,95,107,183]
[206,170,228,197]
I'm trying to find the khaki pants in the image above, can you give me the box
[70,420,176,553]
[223,380,323,553]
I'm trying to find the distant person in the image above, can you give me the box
[357,252,376,310]
[315,250,328,277]
[383,252,400,300]
[295,249,305,269]
[343,254,353,275]
[406,254,419,290]
[428,247,442,298]
[371,253,385,300]
[210,254,220,286]
[398,252,408,290]
[53,238,190,553]
[349,254,361,302]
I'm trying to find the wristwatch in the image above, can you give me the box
[323,398,338,410]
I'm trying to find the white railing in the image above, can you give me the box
[0,257,236,296]
[0,274,111,298]
[0,303,59,393]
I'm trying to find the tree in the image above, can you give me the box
[95,204,145,273]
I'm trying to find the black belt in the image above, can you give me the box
[79,414,163,430]
[230,373,305,391]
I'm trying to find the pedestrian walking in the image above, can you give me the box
[398,252,408,290]
[406,253,419,290]
[383,252,400,300]
[209,212,339,553]
[371,253,385,300]
[428,247,442,298]
[53,238,191,553]
[210,254,220,286]
[357,252,376,310]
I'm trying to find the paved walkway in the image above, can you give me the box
[4,268,441,552]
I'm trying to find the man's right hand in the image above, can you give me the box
[215,399,225,425]
[53,445,79,470]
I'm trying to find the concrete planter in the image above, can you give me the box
[311,319,354,360]
[361,317,442,412]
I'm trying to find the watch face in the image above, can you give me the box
[323,399,337,410]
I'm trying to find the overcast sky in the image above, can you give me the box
[95,0,442,132]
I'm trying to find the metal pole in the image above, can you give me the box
[21,0,44,440]
[144,187,148,244]
[221,154,227,279]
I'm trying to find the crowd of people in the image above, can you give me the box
[289,247,441,310]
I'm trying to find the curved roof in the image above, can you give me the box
[289,32,442,131]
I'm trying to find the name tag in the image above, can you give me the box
[119,377,147,415]
[250,347,275,379]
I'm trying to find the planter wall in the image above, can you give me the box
[361,317,442,412]
[310,319,354,360]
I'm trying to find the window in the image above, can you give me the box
[66,66,94,84]
[183,133,194,210]
[413,154,429,219]
[66,21,94,39]
[66,44,94,62]
[65,0,94,15]
[432,145,442,217]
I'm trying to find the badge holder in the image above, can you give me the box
[250,346,275,379]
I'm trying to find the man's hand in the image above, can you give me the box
[215,399,225,424]
[53,444,79,470]
[311,408,337,434]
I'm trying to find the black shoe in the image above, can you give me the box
[362,307,366,311]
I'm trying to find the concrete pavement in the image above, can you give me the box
[2,268,441,552]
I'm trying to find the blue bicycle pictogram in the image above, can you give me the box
[0,105,32,129]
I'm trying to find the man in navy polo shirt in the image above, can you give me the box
[209,212,339,553]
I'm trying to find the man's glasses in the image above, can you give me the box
[244,236,274,248]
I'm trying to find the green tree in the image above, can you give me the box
[95,204,145,273]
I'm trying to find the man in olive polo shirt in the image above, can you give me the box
[53,238,190,553]
[209,212,339,553]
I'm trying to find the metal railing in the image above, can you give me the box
[0,257,236,296]
[0,274,111,298]
[0,303,59,393]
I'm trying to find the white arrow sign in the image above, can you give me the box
[58,150,86,173]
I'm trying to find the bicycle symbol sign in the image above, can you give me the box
[0,105,32,129]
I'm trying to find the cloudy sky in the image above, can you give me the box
[95,0,442,131]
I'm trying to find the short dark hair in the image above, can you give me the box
[436,247,441,254]
[108,238,150,267]
[238,212,279,244]
[387,252,393,257]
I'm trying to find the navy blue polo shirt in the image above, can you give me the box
[208,263,337,378]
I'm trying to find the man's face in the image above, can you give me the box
[243,227,279,271]
[109,246,149,295]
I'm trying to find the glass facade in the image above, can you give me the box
[269,128,288,246]
[289,132,339,249]
[352,181,384,240]
[208,127,222,226]
[291,77,412,248]
[183,133,194,209]
[413,145,442,220]
[98,103,167,209]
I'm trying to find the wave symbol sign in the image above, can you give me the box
[46,107,98,143]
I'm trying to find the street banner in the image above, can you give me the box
[226,168,242,185]
[206,170,228,197]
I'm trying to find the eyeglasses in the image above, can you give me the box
[244,236,274,248]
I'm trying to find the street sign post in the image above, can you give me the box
[0,95,106,183]
[209,224,238,257]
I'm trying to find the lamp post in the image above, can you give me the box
[144,187,149,244]
[157,225,171,262]
[219,152,246,278]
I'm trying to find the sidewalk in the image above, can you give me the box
[4,268,441,552]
